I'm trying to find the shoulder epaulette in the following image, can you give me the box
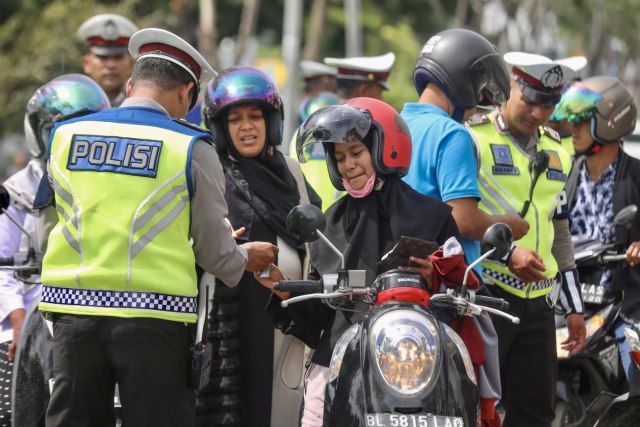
[541,125,561,143]
[466,113,490,127]
[54,108,95,124]
[172,118,209,133]
[172,119,214,143]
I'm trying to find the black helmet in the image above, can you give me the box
[551,76,636,147]
[413,28,510,122]
[202,66,283,154]
[24,74,110,159]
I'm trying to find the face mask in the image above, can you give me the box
[342,171,377,198]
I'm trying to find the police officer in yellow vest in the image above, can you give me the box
[36,28,278,427]
[467,52,586,427]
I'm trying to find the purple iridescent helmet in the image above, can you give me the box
[202,66,284,150]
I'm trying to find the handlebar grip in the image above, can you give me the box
[474,295,510,311]
[601,254,627,263]
[0,257,13,266]
[273,280,323,294]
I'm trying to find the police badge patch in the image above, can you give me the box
[490,144,520,175]
[544,150,567,182]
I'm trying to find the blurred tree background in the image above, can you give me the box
[1,0,640,175]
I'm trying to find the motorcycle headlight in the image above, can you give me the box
[329,323,359,382]
[369,309,439,396]
[556,305,613,358]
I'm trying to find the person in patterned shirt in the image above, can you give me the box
[558,75,640,381]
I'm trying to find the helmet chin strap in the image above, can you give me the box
[581,140,604,157]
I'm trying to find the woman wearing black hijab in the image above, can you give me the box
[256,98,461,426]
[201,66,314,427]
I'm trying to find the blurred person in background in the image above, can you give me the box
[202,65,313,427]
[289,91,341,211]
[77,13,138,107]
[324,53,395,101]
[299,60,337,97]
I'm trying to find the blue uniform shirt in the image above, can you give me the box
[401,103,482,275]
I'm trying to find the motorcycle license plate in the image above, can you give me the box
[581,283,604,304]
[365,413,463,427]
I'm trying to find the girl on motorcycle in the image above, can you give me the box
[256,97,461,426]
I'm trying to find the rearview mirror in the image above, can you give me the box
[614,204,637,228]
[480,223,513,261]
[286,204,326,243]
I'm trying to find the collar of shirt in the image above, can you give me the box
[571,159,618,241]
[491,108,540,153]
[120,97,170,117]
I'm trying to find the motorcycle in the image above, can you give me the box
[587,326,640,426]
[552,204,638,427]
[0,184,50,426]
[273,204,520,427]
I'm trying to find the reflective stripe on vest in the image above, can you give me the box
[40,113,200,322]
[470,116,572,299]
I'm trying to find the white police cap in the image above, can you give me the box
[324,52,395,90]
[128,28,216,85]
[300,60,337,80]
[504,52,578,105]
[77,14,138,56]
[554,56,588,79]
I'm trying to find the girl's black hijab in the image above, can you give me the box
[222,105,301,249]
[310,175,458,283]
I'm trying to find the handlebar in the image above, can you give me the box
[274,280,323,294]
[600,253,627,263]
[473,294,510,312]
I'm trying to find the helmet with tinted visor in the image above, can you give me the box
[25,74,110,159]
[413,29,510,122]
[549,82,602,123]
[297,98,411,190]
[551,76,636,143]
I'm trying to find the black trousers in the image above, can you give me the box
[45,314,195,427]
[491,287,557,427]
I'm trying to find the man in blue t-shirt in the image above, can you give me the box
[403,29,532,277]
[401,29,532,427]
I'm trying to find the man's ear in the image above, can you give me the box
[125,78,133,97]
[82,54,92,73]
[179,82,195,106]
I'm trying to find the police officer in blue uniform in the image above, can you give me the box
[37,28,278,427]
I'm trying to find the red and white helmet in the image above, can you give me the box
[296,97,412,190]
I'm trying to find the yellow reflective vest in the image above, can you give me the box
[40,108,210,323]
[469,114,572,299]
